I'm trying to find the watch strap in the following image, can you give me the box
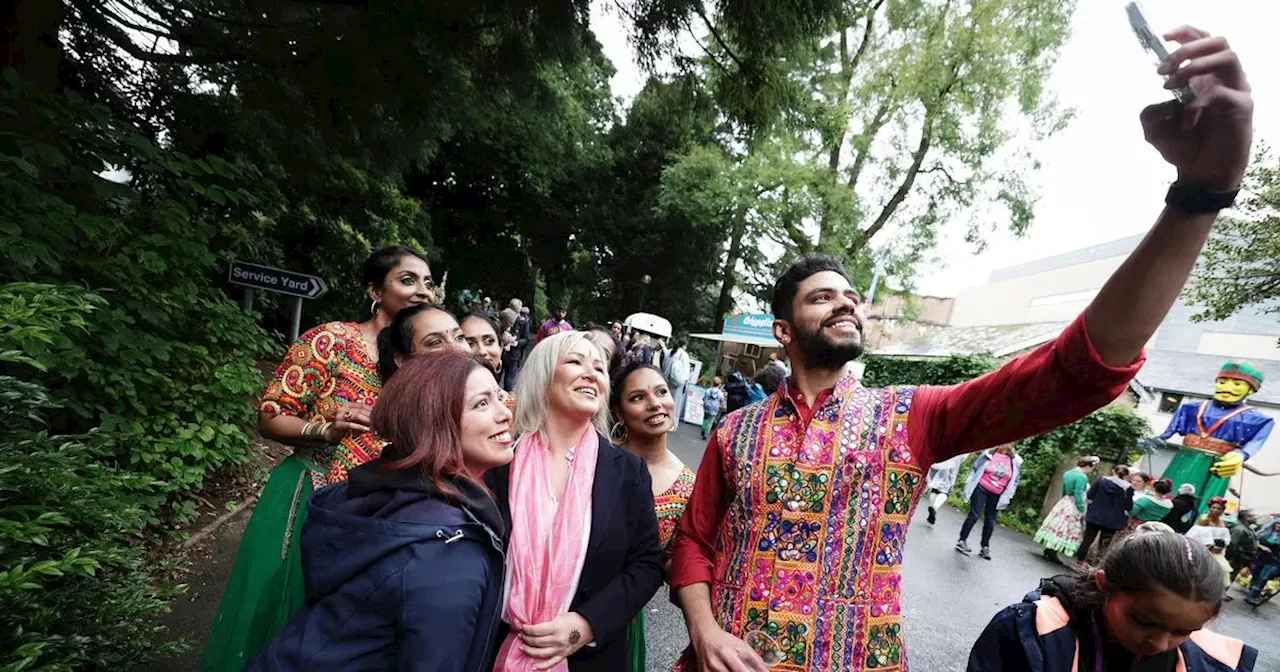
[1165,183,1239,214]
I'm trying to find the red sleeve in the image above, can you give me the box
[908,313,1144,466]
[669,432,729,590]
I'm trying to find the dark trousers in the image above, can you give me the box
[1077,523,1118,561]
[959,486,1000,547]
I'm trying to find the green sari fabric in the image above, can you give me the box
[199,455,316,671]
[1162,448,1229,515]
[627,609,646,671]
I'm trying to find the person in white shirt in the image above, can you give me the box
[663,340,691,432]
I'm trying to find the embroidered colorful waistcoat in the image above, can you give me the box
[710,375,923,671]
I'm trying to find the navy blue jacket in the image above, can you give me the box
[968,578,1257,672]
[1085,476,1134,531]
[486,433,663,672]
[248,456,506,672]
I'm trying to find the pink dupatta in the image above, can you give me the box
[496,427,600,672]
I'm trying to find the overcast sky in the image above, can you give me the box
[589,0,1279,297]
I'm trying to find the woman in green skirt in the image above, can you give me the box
[199,246,437,671]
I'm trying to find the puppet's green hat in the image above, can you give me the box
[1219,361,1264,391]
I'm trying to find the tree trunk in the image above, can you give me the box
[713,212,748,330]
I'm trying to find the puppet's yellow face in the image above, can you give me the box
[1214,377,1253,404]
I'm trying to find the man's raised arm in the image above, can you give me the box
[1084,26,1253,366]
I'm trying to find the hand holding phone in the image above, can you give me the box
[1125,2,1196,103]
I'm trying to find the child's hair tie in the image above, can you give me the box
[1182,536,1194,562]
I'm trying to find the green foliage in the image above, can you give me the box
[0,69,276,668]
[650,0,1078,318]
[867,353,1148,535]
[0,289,187,671]
[1001,404,1151,531]
[950,405,1152,534]
[1185,145,1280,324]
[862,352,1001,387]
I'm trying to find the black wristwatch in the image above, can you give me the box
[1165,183,1239,214]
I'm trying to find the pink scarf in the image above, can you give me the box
[496,427,599,672]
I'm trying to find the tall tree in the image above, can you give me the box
[779,0,1075,272]
[656,0,1076,323]
[565,75,726,329]
[1185,146,1280,323]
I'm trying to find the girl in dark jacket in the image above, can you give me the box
[249,352,515,671]
[1077,465,1134,562]
[969,522,1258,672]
[1163,483,1200,534]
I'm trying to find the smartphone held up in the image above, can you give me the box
[1125,2,1196,104]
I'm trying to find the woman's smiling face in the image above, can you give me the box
[547,338,608,421]
[617,367,674,439]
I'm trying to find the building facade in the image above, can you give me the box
[912,235,1280,513]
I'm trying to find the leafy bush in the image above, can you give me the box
[865,352,1149,534]
[0,72,277,669]
[862,352,1001,387]
[950,405,1151,534]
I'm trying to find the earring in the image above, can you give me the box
[370,299,381,315]
[610,421,628,445]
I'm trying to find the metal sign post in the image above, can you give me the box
[229,261,328,343]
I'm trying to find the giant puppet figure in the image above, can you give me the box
[1154,361,1272,514]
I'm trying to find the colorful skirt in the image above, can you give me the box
[1034,496,1085,555]
[1162,448,1230,515]
[199,455,318,671]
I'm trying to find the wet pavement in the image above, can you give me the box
[654,422,1280,671]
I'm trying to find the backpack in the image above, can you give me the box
[667,349,690,387]
[725,372,751,413]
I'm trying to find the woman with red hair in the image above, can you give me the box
[249,351,514,671]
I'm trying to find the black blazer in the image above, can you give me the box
[487,433,663,672]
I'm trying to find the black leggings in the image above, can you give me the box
[959,486,1000,547]
[1077,523,1118,561]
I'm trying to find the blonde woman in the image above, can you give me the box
[486,331,663,672]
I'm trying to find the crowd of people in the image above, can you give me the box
[196,26,1262,672]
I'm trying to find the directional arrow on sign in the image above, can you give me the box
[228,261,328,300]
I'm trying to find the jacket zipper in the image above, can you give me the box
[452,511,506,672]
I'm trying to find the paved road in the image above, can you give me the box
[655,423,1280,672]
[154,422,1279,671]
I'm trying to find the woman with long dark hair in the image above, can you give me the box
[486,332,663,672]
[609,361,697,671]
[375,303,469,381]
[970,523,1258,671]
[460,311,519,412]
[461,311,507,382]
[202,245,435,671]
[250,352,514,671]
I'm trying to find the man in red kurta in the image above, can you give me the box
[670,25,1254,672]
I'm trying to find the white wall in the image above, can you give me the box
[1136,393,1280,514]
[1196,332,1280,362]
[949,255,1125,326]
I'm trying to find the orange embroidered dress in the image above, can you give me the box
[657,466,697,549]
[202,322,385,671]
[259,321,387,484]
